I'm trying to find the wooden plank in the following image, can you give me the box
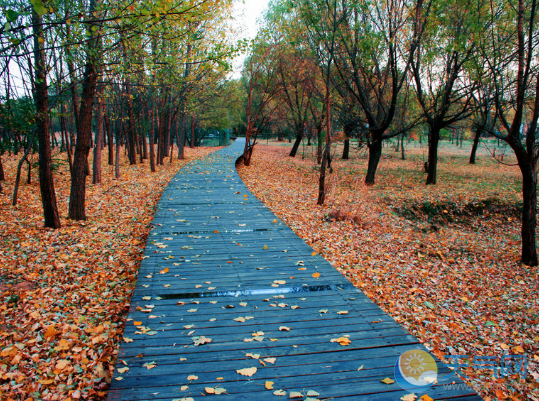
[108,139,481,401]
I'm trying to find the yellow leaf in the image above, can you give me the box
[420,395,434,401]
[187,375,198,381]
[265,381,274,390]
[272,219,277,223]
[312,251,316,256]
[236,367,257,377]
[264,357,276,364]
[331,337,351,346]
[381,377,395,384]
[500,343,510,350]
[312,272,320,278]
[117,367,129,374]
[263,244,268,250]
[513,345,525,354]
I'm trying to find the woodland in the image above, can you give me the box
[0,0,538,399]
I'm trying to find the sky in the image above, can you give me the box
[230,0,271,78]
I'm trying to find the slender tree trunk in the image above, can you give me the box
[105,114,114,165]
[92,86,104,184]
[114,130,121,178]
[520,164,538,266]
[401,133,406,160]
[32,10,61,229]
[365,137,383,185]
[0,154,5,181]
[469,127,481,164]
[317,144,329,205]
[68,0,100,220]
[289,127,303,157]
[150,106,156,172]
[426,125,440,185]
[318,80,332,204]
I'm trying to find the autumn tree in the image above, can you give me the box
[477,0,539,265]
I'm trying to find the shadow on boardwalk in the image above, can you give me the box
[108,139,481,400]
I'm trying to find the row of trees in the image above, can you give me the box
[1,0,238,225]
[241,0,539,266]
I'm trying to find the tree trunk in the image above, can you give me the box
[365,137,383,185]
[469,127,481,164]
[426,125,440,185]
[520,164,538,266]
[317,145,329,205]
[105,114,114,165]
[92,86,104,184]
[289,127,303,157]
[342,139,350,160]
[0,154,5,181]
[150,106,156,172]
[32,10,61,229]
[401,133,405,160]
[68,0,100,220]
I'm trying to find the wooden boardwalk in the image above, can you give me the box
[108,140,481,400]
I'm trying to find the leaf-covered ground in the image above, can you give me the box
[238,140,539,401]
[0,146,218,400]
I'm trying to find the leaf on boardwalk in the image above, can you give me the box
[206,387,226,394]
[143,361,156,370]
[264,357,276,364]
[289,391,304,398]
[187,375,198,381]
[273,389,287,396]
[263,244,269,250]
[312,272,320,278]
[236,367,257,377]
[401,394,417,401]
[330,337,351,346]
[246,353,260,359]
[381,377,395,384]
[265,381,274,390]
[193,336,212,346]
[306,390,320,397]
[279,326,291,331]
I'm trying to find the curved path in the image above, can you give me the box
[108,139,481,400]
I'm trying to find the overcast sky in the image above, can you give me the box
[230,0,271,78]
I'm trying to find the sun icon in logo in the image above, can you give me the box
[403,352,428,378]
[395,349,438,391]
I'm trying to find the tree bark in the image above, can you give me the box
[365,138,383,185]
[469,127,481,164]
[68,0,100,220]
[92,86,104,184]
[289,127,303,157]
[103,114,113,165]
[342,139,350,160]
[520,164,538,266]
[32,10,61,229]
[426,125,440,185]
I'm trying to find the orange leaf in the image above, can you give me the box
[312,272,320,278]
[44,325,56,340]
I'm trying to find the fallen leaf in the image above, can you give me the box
[401,394,417,401]
[187,375,198,381]
[273,389,287,396]
[330,337,351,346]
[265,381,274,390]
[381,377,395,385]
[236,367,257,377]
